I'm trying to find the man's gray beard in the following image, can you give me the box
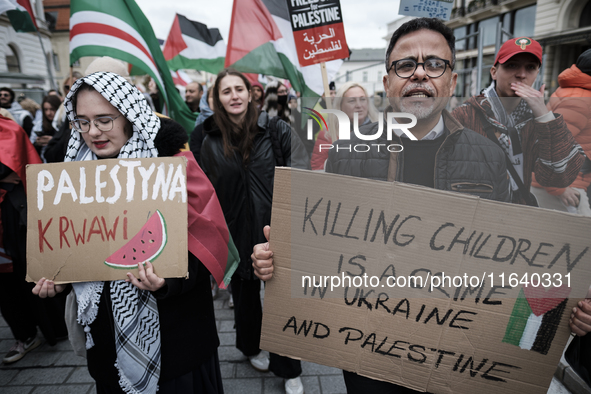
[398,99,435,120]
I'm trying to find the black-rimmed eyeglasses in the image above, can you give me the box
[72,115,122,133]
[388,58,452,79]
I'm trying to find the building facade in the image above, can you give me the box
[334,48,386,97]
[446,0,590,97]
[0,0,56,102]
[44,0,93,93]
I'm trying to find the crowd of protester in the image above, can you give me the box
[1,16,591,394]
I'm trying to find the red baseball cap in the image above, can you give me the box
[494,37,543,65]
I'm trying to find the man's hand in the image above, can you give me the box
[252,226,274,281]
[511,82,548,118]
[0,172,20,184]
[32,278,67,298]
[558,187,580,208]
[570,298,591,336]
[126,261,166,291]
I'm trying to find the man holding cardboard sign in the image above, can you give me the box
[253,17,591,394]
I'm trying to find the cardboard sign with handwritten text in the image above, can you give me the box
[26,157,188,283]
[287,0,349,66]
[261,168,591,393]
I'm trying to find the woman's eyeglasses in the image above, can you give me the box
[72,115,122,133]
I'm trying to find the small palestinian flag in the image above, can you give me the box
[503,285,571,355]
[163,14,226,75]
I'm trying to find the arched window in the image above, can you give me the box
[580,1,591,27]
[6,45,21,73]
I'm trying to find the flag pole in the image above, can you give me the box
[320,62,332,109]
[36,30,57,91]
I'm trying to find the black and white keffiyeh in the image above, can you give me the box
[64,72,161,394]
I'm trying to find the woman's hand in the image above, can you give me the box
[35,135,53,147]
[126,261,166,291]
[0,172,20,184]
[32,277,67,298]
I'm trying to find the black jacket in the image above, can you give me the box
[326,110,511,203]
[199,111,309,279]
[85,118,219,384]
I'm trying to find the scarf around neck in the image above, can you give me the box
[64,72,161,394]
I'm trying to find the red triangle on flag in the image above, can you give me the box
[163,14,188,61]
[225,0,283,67]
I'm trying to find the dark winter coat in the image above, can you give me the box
[84,118,219,385]
[199,111,309,279]
[326,110,511,203]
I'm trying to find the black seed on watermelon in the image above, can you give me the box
[104,210,167,269]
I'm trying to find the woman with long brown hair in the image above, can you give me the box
[198,68,308,394]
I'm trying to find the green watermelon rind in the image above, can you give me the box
[104,210,168,269]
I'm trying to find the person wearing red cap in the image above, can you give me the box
[451,37,584,206]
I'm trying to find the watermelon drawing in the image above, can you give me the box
[105,210,167,269]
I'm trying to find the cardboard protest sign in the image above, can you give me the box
[287,0,349,66]
[261,168,591,393]
[26,157,188,283]
[398,0,454,21]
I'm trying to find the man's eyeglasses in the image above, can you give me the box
[0,93,11,98]
[72,115,122,133]
[388,58,452,79]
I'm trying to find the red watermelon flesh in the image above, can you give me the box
[105,210,167,269]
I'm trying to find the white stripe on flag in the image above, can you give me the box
[179,34,226,60]
[70,11,166,94]
[519,312,543,350]
[69,32,164,90]
[0,0,22,15]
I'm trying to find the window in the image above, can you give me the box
[513,5,536,38]
[479,16,500,47]
[454,26,467,51]
[6,45,20,73]
[52,52,60,72]
[580,1,591,28]
[502,12,513,33]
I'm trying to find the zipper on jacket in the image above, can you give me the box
[451,182,493,193]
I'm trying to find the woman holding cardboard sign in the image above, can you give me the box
[33,71,233,394]
[198,68,308,394]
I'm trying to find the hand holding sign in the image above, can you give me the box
[252,225,274,281]
[126,261,166,292]
[571,295,591,336]
[32,278,67,298]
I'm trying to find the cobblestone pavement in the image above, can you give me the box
[0,289,580,393]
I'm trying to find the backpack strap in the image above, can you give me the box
[268,116,286,167]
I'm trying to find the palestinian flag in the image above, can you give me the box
[163,14,226,75]
[225,0,341,97]
[171,70,192,87]
[181,152,239,288]
[503,285,571,355]
[0,0,37,32]
[69,0,196,134]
